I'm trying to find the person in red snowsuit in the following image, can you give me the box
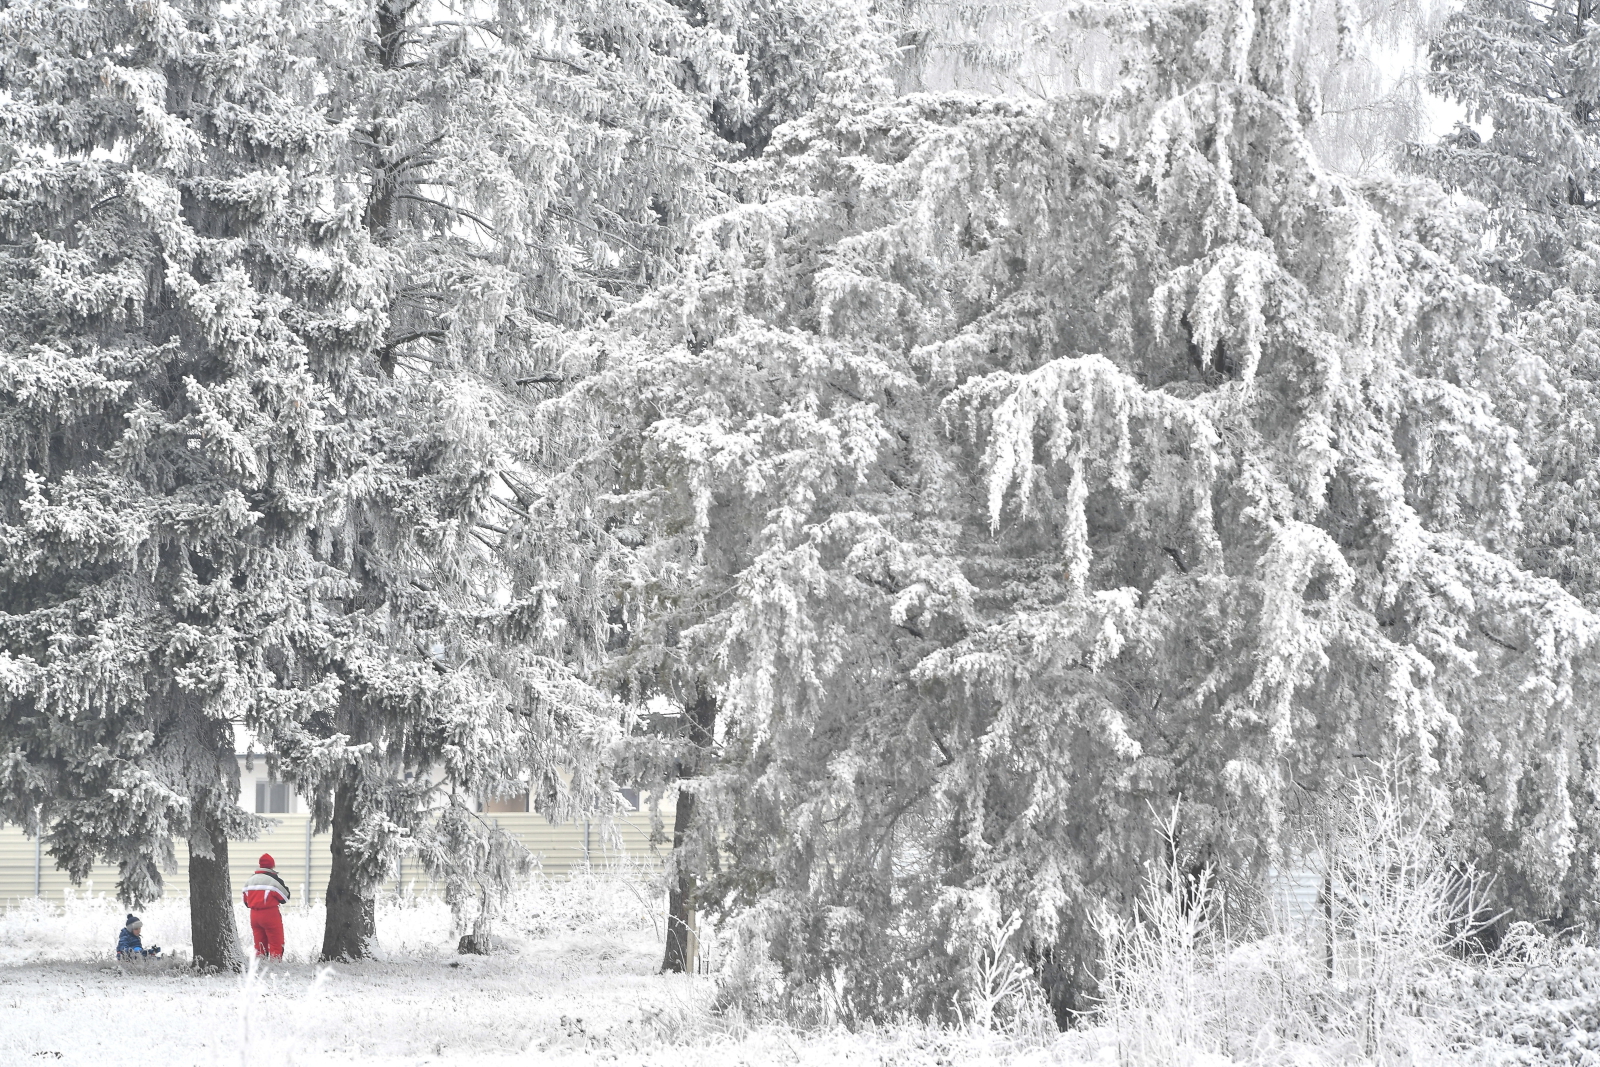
[242,853,291,958]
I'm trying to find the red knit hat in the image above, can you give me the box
[258,853,275,869]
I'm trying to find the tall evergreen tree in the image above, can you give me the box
[243,0,749,960]
[514,0,915,973]
[0,0,357,970]
[561,0,1600,1019]
[1410,0,1600,929]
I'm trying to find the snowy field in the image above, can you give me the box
[6,868,1591,1067]
[0,871,1087,1067]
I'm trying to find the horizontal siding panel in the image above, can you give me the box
[0,811,666,908]
[0,826,39,903]
[1266,862,1327,960]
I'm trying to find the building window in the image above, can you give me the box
[618,788,641,811]
[255,781,292,814]
[481,791,529,814]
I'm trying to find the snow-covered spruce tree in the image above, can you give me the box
[0,0,358,970]
[569,0,1029,976]
[538,1,931,975]
[1410,0,1600,930]
[560,0,1600,1019]
[510,0,919,974]
[626,0,1043,978]
[243,0,750,960]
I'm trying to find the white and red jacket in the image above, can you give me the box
[242,867,291,911]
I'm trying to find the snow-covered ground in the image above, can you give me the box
[0,871,1088,1067]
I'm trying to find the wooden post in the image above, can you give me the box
[1323,869,1335,979]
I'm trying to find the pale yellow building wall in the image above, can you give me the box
[0,809,664,908]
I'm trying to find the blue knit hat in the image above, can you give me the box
[125,913,141,930]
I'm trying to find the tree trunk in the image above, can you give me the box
[661,690,716,974]
[662,784,697,973]
[1581,1,1596,129]
[157,694,245,973]
[321,776,375,961]
[188,811,244,972]
[312,0,400,965]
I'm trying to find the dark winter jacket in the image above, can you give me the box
[242,867,291,911]
[116,927,155,959]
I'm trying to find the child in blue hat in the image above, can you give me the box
[115,914,161,960]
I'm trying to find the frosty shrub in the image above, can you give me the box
[709,901,861,1031]
[711,916,787,1025]
[709,886,1054,1041]
[1095,860,1235,1066]
[1318,778,1493,1063]
[1094,780,1494,1067]
[949,893,1055,1038]
[497,861,666,942]
[1450,925,1600,1066]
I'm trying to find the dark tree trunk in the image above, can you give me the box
[366,0,403,234]
[662,784,698,973]
[321,777,375,961]
[457,931,494,955]
[188,811,244,972]
[661,690,717,974]
[155,694,245,973]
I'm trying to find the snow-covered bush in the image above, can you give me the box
[1096,862,1232,1066]
[958,900,1056,1038]
[1318,778,1492,1063]
[1451,927,1600,1066]
[497,860,666,942]
[709,888,1055,1041]
[1094,781,1498,1066]
[711,916,787,1023]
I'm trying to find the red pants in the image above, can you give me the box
[250,907,284,958]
